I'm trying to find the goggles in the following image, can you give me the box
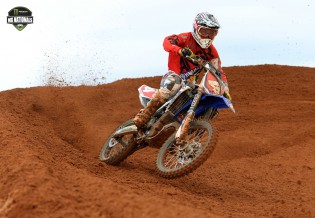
[198,27,218,39]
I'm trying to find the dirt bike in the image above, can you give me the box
[99,55,235,179]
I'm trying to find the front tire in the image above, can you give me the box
[156,121,217,179]
[99,120,137,165]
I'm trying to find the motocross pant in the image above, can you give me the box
[133,71,182,129]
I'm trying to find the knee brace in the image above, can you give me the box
[159,71,182,99]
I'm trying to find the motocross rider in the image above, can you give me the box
[133,12,231,131]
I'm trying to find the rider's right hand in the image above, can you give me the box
[178,48,194,58]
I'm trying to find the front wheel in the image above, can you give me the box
[99,120,137,165]
[156,121,217,179]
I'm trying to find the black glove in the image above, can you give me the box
[178,48,193,58]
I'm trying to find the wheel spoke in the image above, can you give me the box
[170,157,179,168]
[186,128,205,141]
[164,153,177,166]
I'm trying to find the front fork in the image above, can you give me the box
[175,89,203,144]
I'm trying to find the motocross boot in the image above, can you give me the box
[133,90,166,130]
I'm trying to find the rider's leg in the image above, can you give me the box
[133,90,166,129]
[133,71,182,129]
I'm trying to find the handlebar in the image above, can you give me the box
[186,55,225,94]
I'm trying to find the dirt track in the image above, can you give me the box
[0,65,315,218]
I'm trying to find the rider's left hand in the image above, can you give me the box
[222,83,231,100]
[223,91,232,100]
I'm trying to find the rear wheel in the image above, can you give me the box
[156,121,217,179]
[99,120,137,165]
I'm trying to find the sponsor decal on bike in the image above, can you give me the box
[7,6,33,31]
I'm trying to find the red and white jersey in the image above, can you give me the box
[163,32,227,83]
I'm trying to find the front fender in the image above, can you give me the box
[174,93,235,118]
[199,94,235,113]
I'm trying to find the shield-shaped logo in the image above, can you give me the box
[7,6,33,31]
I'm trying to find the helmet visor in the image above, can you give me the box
[198,27,218,39]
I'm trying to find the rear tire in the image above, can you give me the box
[99,120,137,165]
[156,121,217,179]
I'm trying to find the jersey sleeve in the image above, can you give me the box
[163,34,186,54]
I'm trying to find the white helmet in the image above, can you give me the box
[192,12,221,49]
